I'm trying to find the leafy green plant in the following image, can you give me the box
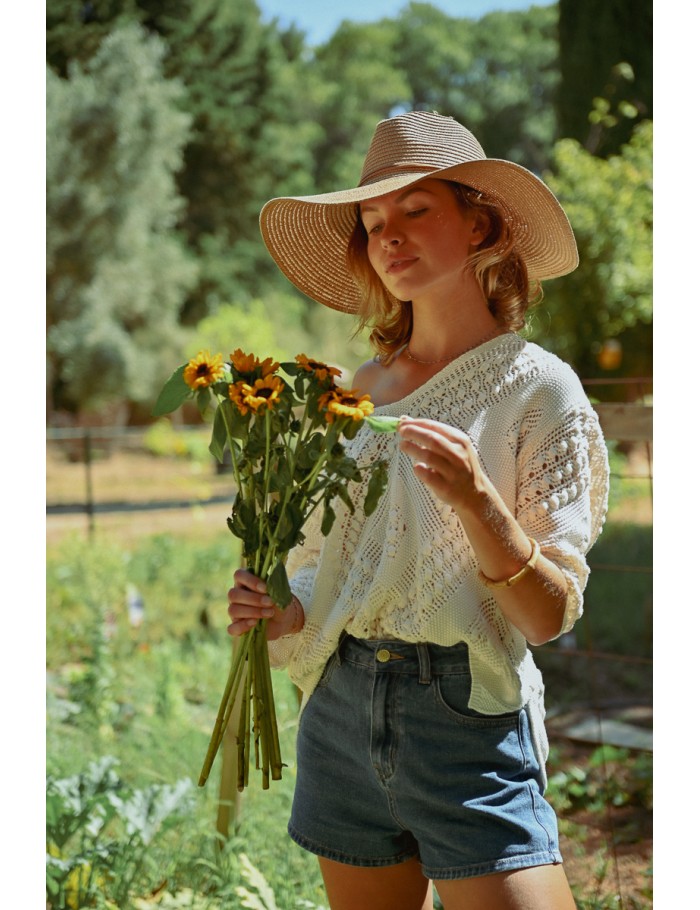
[46,758,193,909]
[143,419,212,464]
[548,745,652,816]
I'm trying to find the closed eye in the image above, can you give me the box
[407,208,428,218]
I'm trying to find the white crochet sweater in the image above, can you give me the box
[270,334,609,767]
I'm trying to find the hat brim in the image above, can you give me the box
[259,159,578,313]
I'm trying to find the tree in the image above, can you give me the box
[136,0,320,318]
[306,21,411,192]
[388,3,560,172]
[47,0,320,321]
[531,120,652,382]
[46,22,197,418]
[557,0,652,157]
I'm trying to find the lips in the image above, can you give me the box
[385,257,418,274]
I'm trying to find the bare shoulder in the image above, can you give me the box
[352,357,385,397]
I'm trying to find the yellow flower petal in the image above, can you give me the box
[183,351,225,390]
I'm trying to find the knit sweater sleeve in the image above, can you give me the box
[513,369,609,634]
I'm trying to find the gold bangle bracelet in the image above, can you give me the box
[478,537,541,589]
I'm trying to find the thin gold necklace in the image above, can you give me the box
[405,329,502,365]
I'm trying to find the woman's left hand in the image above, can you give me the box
[397,416,493,514]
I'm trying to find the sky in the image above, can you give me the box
[257,0,553,45]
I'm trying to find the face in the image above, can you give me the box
[359,179,486,304]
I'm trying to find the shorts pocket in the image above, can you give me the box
[433,672,521,726]
[315,649,341,689]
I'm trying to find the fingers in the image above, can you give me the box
[398,416,485,510]
[399,416,470,451]
[227,569,276,636]
[398,418,469,472]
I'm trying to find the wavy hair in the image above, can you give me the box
[346,181,542,361]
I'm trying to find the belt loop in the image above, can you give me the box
[416,643,431,684]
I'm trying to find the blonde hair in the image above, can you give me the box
[346,181,542,361]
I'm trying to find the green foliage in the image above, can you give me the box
[558,0,652,156]
[143,0,320,319]
[46,524,649,908]
[143,419,212,462]
[533,120,652,377]
[46,757,193,909]
[46,1,653,421]
[46,22,198,416]
[582,520,652,658]
[548,745,652,816]
[391,3,559,170]
[309,20,411,191]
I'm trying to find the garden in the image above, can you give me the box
[45,432,652,909]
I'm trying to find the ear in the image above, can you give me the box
[466,210,490,247]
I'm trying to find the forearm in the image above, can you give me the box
[454,483,569,646]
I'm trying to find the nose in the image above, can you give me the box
[380,218,404,249]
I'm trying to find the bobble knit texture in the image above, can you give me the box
[270,334,609,766]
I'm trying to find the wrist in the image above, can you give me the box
[286,596,304,635]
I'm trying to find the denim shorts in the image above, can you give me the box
[288,635,562,880]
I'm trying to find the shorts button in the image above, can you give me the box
[376,648,391,663]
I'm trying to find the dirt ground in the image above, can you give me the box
[46,445,653,907]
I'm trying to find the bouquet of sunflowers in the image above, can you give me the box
[153,349,394,790]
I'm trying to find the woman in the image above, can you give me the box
[227,111,609,909]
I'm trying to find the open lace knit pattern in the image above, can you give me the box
[269,333,609,769]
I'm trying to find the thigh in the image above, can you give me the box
[435,863,576,910]
[318,856,434,910]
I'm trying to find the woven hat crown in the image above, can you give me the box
[360,111,487,186]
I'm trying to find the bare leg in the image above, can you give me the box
[318,856,434,910]
[435,863,576,910]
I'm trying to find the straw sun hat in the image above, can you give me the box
[259,110,578,313]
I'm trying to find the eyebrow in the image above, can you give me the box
[360,186,436,214]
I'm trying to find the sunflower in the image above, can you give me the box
[320,387,375,422]
[229,375,286,415]
[295,353,342,383]
[183,351,226,390]
[231,349,280,378]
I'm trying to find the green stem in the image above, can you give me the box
[198,632,252,787]
[217,393,245,496]
[259,629,283,780]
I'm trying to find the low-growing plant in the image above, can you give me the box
[46,757,194,909]
[548,744,652,817]
[143,418,212,464]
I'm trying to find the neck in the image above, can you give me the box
[408,301,502,364]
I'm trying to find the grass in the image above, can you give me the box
[45,444,652,909]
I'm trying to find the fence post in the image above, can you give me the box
[84,429,95,539]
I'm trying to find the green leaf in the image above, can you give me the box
[152,365,190,416]
[364,460,389,516]
[321,501,336,536]
[196,387,212,417]
[209,403,229,463]
[335,482,355,515]
[266,561,292,609]
[365,415,401,434]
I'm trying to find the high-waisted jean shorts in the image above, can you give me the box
[288,635,562,880]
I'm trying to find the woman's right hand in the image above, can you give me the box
[226,568,304,641]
